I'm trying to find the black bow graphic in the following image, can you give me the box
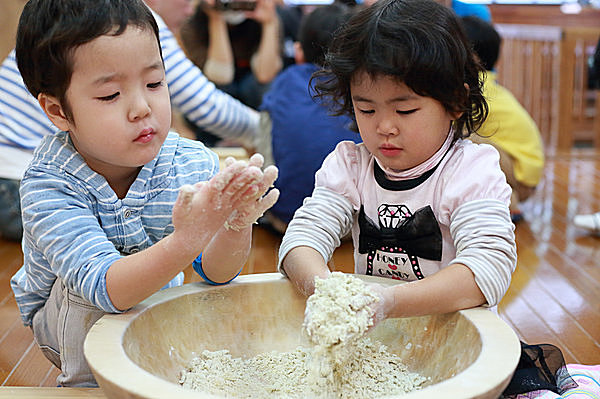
[358,205,442,261]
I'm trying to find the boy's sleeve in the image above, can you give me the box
[19,170,122,315]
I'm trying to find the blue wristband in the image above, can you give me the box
[192,254,241,285]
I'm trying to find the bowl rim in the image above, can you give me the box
[84,273,520,399]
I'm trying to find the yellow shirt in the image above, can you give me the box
[479,72,545,187]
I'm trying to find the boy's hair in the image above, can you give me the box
[16,0,160,120]
[313,0,488,139]
[298,2,353,66]
[460,15,501,71]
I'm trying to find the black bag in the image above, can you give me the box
[500,342,578,398]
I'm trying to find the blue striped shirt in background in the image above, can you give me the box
[10,132,219,326]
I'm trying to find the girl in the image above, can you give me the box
[277,0,517,320]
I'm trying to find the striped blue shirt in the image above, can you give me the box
[0,11,258,180]
[10,131,219,326]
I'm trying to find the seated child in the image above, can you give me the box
[10,0,278,387]
[278,0,517,318]
[257,2,362,234]
[460,15,545,222]
[0,0,261,242]
[278,4,597,396]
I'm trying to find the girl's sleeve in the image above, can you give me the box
[450,199,516,307]
[277,187,354,274]
[156,13,259,148]
[440,142,516,307]
[438,142,512,216]
[313,141,364,209]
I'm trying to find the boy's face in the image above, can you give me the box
[57,26,170,182]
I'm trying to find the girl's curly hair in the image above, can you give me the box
[311,0,488,140]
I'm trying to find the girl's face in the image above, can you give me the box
[350,71,458,172]
[56,26,171,184]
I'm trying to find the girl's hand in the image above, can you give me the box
[223,153,280,231]
[367,283,395,329]
[304,273,380,347]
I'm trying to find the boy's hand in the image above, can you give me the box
[171,158,264,248]
[223,153,280,231]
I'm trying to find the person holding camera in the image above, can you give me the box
[180,0,283,110]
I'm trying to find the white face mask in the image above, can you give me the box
[221,11,246,25]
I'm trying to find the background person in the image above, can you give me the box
[179,0,283,110]
[460,15,545,222]
[573,38,600,235]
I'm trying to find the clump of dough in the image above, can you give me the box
[303,272,380,348]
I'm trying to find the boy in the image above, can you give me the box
[10,0,278,387]
[0,0,260,242]
[257,2,361,234]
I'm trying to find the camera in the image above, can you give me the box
[214,0,257,11]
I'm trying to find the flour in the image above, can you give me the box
[179,273,426,398]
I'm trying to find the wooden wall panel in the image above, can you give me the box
[494,24,600,151]
[490,4,600,28]
[0,0,26,61]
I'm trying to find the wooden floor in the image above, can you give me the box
[0,149,599,388]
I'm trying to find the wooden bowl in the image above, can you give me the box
[84,273,520,398]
